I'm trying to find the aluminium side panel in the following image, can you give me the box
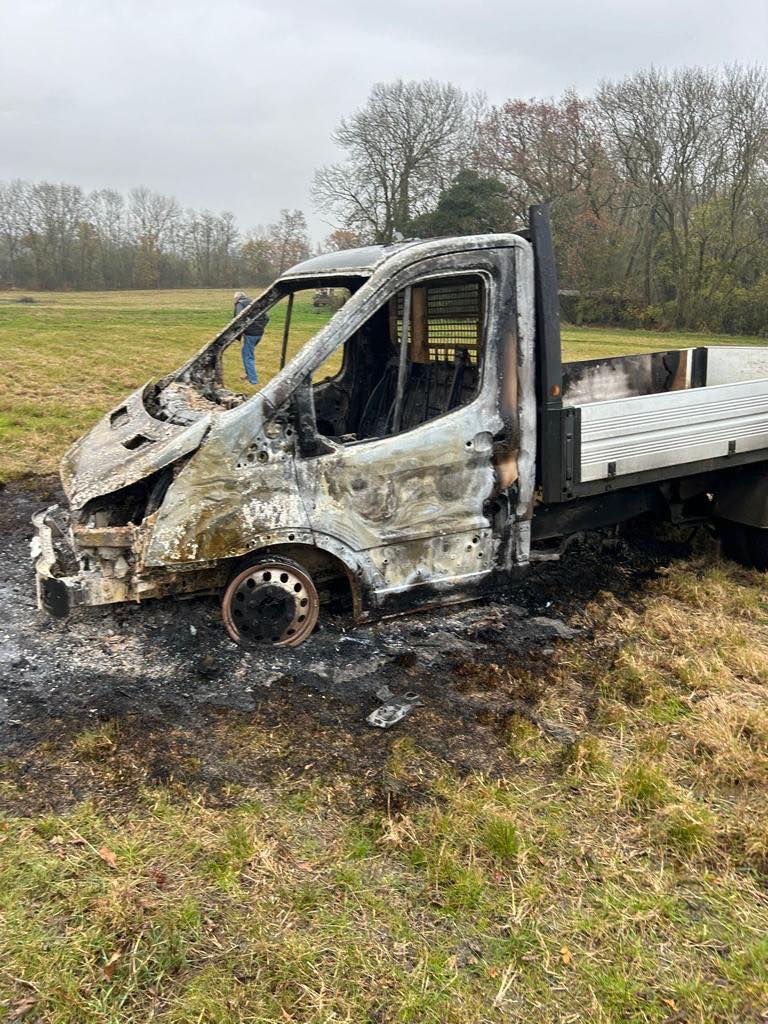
[579,378,768,482]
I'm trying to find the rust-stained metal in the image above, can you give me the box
[391,284,412,433]
[279,292,294,370]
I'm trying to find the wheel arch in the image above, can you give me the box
[226,534,384,621]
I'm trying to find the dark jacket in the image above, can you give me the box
[234,295,269,341]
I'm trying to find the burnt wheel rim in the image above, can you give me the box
[222,562,319,647]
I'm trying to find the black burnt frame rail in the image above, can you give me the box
[529,204,571,503]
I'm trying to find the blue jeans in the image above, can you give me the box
[241,334,260,384]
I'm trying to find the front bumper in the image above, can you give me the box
[32,505,230,616]
[31,505,136,617]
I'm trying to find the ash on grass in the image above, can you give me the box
[0,477,677,813]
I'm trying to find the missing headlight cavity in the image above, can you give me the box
[80,468,173,527]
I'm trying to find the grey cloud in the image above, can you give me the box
[1,0,766,239]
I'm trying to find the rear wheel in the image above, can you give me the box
[718,520,768,571]
[222,557,320,647]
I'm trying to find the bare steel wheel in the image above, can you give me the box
[222,557,320,647]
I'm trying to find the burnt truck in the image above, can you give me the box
[31,206,768,647]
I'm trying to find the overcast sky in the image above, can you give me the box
[1,0,767,240]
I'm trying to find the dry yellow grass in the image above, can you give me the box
[3,540,768,1022]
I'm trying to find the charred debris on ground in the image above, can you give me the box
[0,477,695,814]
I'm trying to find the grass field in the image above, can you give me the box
[3,552,768,1023]
[2,289,768,1022]
[0,288,340,481]
[1,286,766,481]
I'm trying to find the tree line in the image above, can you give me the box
[314,68,768,335]
[3,65,768,335]
[0,182,312,291]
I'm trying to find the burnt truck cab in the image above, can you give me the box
[35,204,768,645]
[32,223,539,645]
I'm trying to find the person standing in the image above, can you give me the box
[233,291,269,385]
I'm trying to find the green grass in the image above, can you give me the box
[1,286,766,480]
[0,287,335,481]
[561,324,767,362]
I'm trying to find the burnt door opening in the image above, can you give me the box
[311,272,487,444]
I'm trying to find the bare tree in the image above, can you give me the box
[477,93,613,215]
[475,93,623,290]
[313,79,484,242]
[596,65,768,323]
[0,179,27,286]
[241,227,275,284]
[268,209,310,274]
[128,187,182,287]
[186,209,239,285]
[322,228,362,252]
[128,187,181,247]
[18,181,91,288]
[91,189,132,287]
